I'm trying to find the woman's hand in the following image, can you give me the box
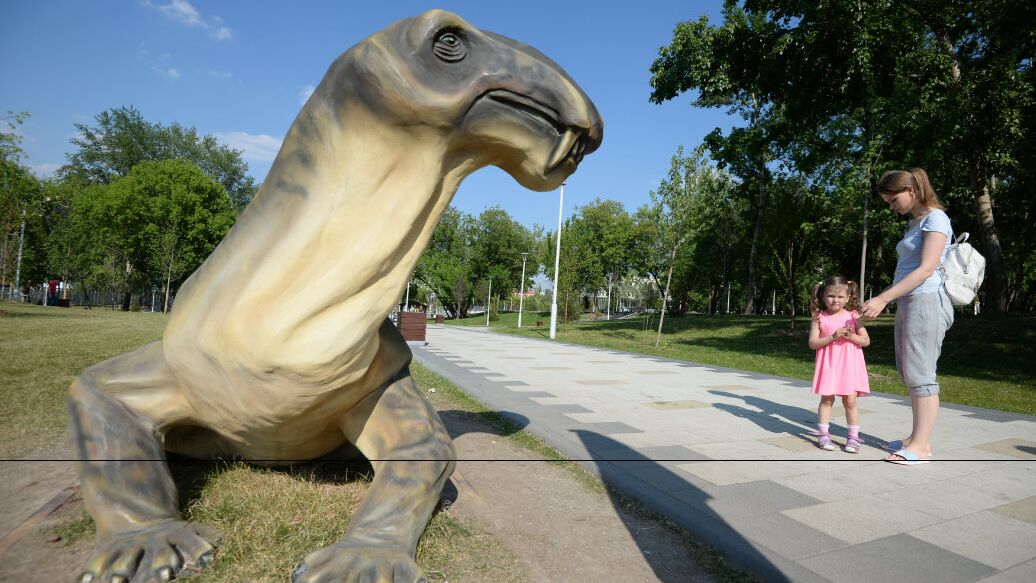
[860,296,888,320]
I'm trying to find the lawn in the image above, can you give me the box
[446,309,1036,416]
[0,302,521,581]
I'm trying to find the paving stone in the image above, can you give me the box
[642,400,711,410]
[632,369,679,375]
[572,379,628,385]
[797,534,994,583]
[706,480,823,518]
[956,463,1036,502]
[761,435,822,452]
[911,511,1036,569]
[678,460,827,486]
[781,496,942,544]
[874,478,1018,519]
[529,366,572,370]
[724,511,846,560]
[974,438,1036,459]
[975,558,1036,582]
[993,496,1036,524]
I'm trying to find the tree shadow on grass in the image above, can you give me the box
[571,430,771,582]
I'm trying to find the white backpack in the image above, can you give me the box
[940,233,986,305]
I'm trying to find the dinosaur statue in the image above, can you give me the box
[69,9,601,583]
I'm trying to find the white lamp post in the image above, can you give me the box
[517,252,528,328]
[549,182,565,339]
[485,276,492,327]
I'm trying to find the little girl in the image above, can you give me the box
[808,276,871,453]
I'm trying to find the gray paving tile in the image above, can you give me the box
[508,390,555,398]
[708,480,823,518]
[725,511,846,560]
[974,438,1036,459]
[976,558,1036,582]
[798,534,994,583]
[911,510,1036,569]
[627,465,698,493]
[993,496,1036,525]
[576,421,643,435]
[540,404,592,414]
[636,445,712,462]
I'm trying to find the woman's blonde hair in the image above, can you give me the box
[877,167,946,211]
[810,276,861,320]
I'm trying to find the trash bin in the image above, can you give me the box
[397,311,426,341]
[435,315,444,324]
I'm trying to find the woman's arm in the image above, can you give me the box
[860,230,947,319]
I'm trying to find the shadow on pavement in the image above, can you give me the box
[572,429,778,582]
[708,390,890,450]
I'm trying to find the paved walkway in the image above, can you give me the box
[412,325,1036,583]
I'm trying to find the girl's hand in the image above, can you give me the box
[860,296,887,319]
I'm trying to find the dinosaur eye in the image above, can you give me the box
[433,31,467,62]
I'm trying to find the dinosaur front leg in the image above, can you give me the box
[292,370,456,583]
[69,343,219,583]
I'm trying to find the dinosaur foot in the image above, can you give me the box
[80,520,221,583]
[292,541,425,583]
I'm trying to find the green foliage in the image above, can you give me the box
[61,106,257,210]
[415,206,535,319]
[650,0,1036,315]
[67,160,235,309]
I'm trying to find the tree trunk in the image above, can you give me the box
[655,244,678,348]
[938,34,1008,317]
[163,248,175,313]
[744,158,766,314]
[967,160,1009,317]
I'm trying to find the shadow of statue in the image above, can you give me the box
[167,409,531,518]
[571,429,780,582]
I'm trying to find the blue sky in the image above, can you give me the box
[2,0,738,229]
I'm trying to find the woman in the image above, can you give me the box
[860,168,953,465]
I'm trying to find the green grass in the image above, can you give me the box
[445,309,1036,416]
[0,302,168,457]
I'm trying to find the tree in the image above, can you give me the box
[1,112,43,297]
[72,160,235,310]
[61,106,257,210]
[414,207,477,319]
[650,146,711,347]
[652,0,1035,317]
[567,199,635,318]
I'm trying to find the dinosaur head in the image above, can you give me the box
[326,9,603,191]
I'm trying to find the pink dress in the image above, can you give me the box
[811,310,870,396]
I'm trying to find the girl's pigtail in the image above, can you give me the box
[810,281,824,321]
[845,280,860,311]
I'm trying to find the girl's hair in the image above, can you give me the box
[810,276,861,319]
[876,167,946,211]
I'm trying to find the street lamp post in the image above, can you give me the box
[12,205,26,301]
[549,182,565,339]
[485,276,492,327]
[517,252,528,328]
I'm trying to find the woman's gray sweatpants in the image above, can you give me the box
[895,290,954,397]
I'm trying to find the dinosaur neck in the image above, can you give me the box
[167,100,476,381]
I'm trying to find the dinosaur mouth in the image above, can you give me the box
[480,90,590,174]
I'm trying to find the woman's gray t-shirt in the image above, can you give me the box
[893,209,953,296]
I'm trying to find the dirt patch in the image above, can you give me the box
[442,409,714,582]
[0,416,714,582]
